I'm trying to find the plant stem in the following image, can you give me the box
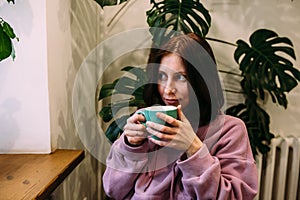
[224,89,244,94]
[218,69,242,77]
[206,37,236,47]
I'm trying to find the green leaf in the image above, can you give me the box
[234,29,300,108]
[99,66,147,101]
[0,25,12,61]
[290,67,300,80]
[98,79,119,100]
[10,41,16,60]
[226,101,274,156]
[99,98,145,122]
[105,115,130,143]
[277,70,298,92]
[98,76,144,100]
[225,103,246,116]
[99,99,131,122]
[98,66,147,136]
[249,29,278,45]
[2,21,17,40]
[94,0,127,8]
[121,66,148,81]
[146,0,211,46]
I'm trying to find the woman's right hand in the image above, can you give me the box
[123,113,148,146]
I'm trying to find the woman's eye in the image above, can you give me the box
[158,72,167,81]
[175,74,186,81]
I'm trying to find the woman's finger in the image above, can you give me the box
[127,113,146,124]
[146,121,177,135]
[124,114,146,131]
[155,112,180,127]
[124,129,146,137]
[124,122,146,132]
[177,105,187,122]
[146,126,174,140]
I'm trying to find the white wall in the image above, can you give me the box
[47,0,103,199]
[1,0,102,198]
[0,0,51,153]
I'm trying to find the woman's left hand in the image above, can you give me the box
[146,105,203,157]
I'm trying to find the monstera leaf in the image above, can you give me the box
[226,101,274,155]
[146,0,211,46]
[105,115,130,143]
[94,0,127,8]
[226,28,300,155]
[99,66,147,140]
[99,66,147,101]
[234,29,300,108]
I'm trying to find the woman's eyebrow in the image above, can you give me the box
[158,69,186,75]
[175,71,187,75]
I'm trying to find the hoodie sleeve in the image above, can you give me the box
[103,134,149,199]
[177,117,258,200]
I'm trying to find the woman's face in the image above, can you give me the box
[158,53,190,108]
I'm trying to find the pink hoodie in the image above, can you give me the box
[103,114,258,199]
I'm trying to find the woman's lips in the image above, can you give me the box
[164,98,179,105]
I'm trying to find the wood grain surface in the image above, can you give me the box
[0,149,84,200]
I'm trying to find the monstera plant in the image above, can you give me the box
[0,0,18,62]
[96,0,300,155]
[98,66,147,142]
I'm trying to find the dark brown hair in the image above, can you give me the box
[144,33,224,127]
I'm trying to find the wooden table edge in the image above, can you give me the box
[35,149,85,200]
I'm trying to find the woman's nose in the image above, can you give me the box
[164,81,176,94]
[165,88,176,94]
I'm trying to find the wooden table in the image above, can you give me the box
[0,149,84,200]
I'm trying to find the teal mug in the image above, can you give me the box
[137,105,178,140]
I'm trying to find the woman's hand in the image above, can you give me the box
[146,105,202,157]
[123,113,148,146]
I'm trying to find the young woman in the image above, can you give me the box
[103,33,258,199]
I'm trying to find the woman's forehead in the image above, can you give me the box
[159,53,186,73]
